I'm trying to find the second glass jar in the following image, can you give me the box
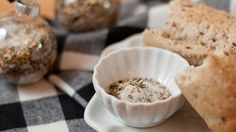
[55,0,120,32]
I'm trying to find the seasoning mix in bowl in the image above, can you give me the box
[108,78,171,103]
[93,47,189,128]
[55,0,120,32]
[0,0,57,84]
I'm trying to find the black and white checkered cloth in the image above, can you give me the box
[0,0,231,132]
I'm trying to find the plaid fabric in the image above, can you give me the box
[0,0,231,132]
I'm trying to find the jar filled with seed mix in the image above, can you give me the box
[55,0,120,32]
[0,0,57,85]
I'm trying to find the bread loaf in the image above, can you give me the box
[176,52,236,132]
[143,0,236,65]
[144,0,236,131]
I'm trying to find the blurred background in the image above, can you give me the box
[0,0,56,18]
[0,0,140,19]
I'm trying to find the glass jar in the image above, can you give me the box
[0,0,57,85]
[55,0,120,32]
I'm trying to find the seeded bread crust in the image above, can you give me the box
[176,52,236,132]
[143,29,208,65]
[143,0,236,66]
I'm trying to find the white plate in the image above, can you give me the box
[85,94,209,132]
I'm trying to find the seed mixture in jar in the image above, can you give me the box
[55,0,120,32]
[108,78,172,103]
[0,16,57,84]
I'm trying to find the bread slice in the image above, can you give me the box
[176,52,236,132]
[143,0,236,66]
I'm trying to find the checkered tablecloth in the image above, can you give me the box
[0,0,231,132]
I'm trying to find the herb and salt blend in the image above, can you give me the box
[108,78,171,103]
[0,0,57,84]
[55,0,120,32]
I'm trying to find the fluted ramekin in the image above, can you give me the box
[93,47,189,128]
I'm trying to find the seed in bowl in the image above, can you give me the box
[108,78,171,103]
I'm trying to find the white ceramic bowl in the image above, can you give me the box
[93,47,189,128]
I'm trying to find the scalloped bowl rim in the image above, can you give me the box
[93,47,189,106]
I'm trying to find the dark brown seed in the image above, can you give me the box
[186,46,191,49]
[162,32,170,38]
[232,43,236,47]
[200,42,205,46]
[172,23,177,27]
[224,52,229,56]
[212,38,216,42]
[220,116,227,122]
